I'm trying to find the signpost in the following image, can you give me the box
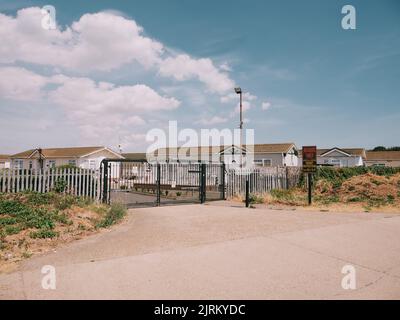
[302,146,317,205]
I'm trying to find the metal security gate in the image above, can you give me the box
[100,159,225,207]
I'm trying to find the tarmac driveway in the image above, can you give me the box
[1,203,400,299]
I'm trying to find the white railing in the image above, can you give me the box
[226,166,301,198]
[0,168,101,200]
[0,165,302,201]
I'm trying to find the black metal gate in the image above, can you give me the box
[100,159,225,207]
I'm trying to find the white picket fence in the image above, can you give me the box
[0,165,301,201]
[0,168,101,200]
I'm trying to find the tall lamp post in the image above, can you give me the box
[234,87,243,167]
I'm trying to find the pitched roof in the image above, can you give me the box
[298,148,366,158]
[0,154,10,160]
[121,153,147,161]
[154,143,296,156]
[11,146,110,159]
[319,148,366,157]
[366,151,400,161]
[245,143,296,153]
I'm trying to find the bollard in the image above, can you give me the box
[245,179,250,208]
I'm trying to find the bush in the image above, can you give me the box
[5,225,22,235]
[247,194,264,204]
[300,166,400,189]
[54,178,67,193]
[30,229,59,239]
[96,203,126,228]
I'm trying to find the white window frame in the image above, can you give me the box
[47,160,56,168]
[263,159,272,167]
[89,159,96,170]
[13,159,23,170]
[68,159,77,166]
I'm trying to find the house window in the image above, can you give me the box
[68,159,76,167]
[253,159,272,167]
[89,160,96,170]
[263,159,272,167]
[13,159,23,170]
[48,160,56,168]
[330,159,341,166]
[28,160,33,170]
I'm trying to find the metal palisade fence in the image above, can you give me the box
[0,168,101,200]
[0,165,301,201]
[226,166,301,198]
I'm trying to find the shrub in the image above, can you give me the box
[30,229,59,239]
[96,203,126,228]
[247,194,264,204]
[5,225,22,235]
[176,192,182,197]
[54,195,76,210]
[24,191,56,206]
[0,217,18,226]
[54,178,67,193]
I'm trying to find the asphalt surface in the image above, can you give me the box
[1,203,399,299]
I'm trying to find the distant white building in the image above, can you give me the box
[0,154,11,169]
[10,146,123,170]
[299,147,366,167]
[149,143,299,167]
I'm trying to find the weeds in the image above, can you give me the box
[96,203,127,228]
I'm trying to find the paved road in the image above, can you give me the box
[1,203,400,299]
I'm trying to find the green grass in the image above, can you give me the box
[0,192,108,241]
[96,203,127,228]
[299,166,400,189]
[29,229,59,239]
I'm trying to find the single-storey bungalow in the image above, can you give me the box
[149,143,299,167]
[0,154,11,169]
[299,147,366,167]
[10,146,123,170]
[365,151,400,167]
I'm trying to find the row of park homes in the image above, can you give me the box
[1,143,400,171]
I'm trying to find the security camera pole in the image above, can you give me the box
[234,87,243,168]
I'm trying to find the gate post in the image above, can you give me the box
[245,178,250,208]
[156,163,161,206]
[200,163,206,204]
[221,163,226,200]
[102,160,109,204]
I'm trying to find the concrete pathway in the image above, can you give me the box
[1,203,399,299]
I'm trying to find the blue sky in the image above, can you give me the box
[0,0,399,153]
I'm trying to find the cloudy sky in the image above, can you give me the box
[0,0,399,154]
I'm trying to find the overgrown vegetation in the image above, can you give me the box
[0,191,127,268]
[244,167,400,210]
[301,166,400,189]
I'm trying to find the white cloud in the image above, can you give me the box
[261,101,272,110]
[0,8,163,71]
[220,92,257,103]
[219,62,232,72]
[0,66,180,138]
[196,116,228,125]
[158,54,235,94]
[0,67,48,101]
[0,8,235,94]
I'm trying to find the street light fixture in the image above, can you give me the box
[234,87,243,168]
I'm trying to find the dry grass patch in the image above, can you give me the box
[0,192,126,272]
